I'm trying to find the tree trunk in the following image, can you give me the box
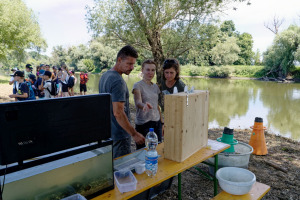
[148,30,165,88]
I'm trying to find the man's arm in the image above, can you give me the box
[9,93,28,98]
[112,101,145,144]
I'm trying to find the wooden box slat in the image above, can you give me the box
[164,90,209,162]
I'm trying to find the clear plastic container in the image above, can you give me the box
[114,170,137,193]
[61,194,87,200]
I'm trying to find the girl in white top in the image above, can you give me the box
[60,64,69,97]
[132,59,163,150]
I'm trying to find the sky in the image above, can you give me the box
[24,0,300,57]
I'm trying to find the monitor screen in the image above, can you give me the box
[0,94,111,165]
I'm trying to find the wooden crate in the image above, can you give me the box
[164,90,209,162]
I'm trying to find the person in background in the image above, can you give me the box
[52,66,59,97]
[79,70,88,95]
[24,64,33,80]
[132,59,163,150]
[9,67,19,101]
[29,74,38,97]
[99,45,145,158]
[9,67,18,85]
[40,64,46,71]
[41,71,53,99]
[68,70,76,96]
[57,67,63,97]
[45,64,56,80]
[160,58,186,111]
[9,71,29,101]
[60,64,69,97]
[37,69,45,99]
[161,58,185,94]
[36,66,40,77]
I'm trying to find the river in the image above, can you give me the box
[76,73,300,141]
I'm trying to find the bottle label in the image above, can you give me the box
[145,155,158,171]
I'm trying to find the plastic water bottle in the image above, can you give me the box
[145,128,158,177]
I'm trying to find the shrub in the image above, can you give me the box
[208,66,230,78]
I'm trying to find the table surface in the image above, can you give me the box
[92,140,230,200]
[211,182,271,200]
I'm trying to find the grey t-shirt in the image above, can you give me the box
[132,80,161,125]
[99,70,130,141]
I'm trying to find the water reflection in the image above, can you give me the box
[77,73,300,141]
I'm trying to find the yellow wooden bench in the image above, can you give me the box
[211,182,270,200]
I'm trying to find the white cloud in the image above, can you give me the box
[221,0,300,53]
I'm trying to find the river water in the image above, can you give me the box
[78,73,300,141]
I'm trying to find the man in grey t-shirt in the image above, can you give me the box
[99,45,145,158]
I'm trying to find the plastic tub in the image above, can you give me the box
[216,167,256,195]
[134,163,145,174]
[61,194,87,200]
[114,170,137,193]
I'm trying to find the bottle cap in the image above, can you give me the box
[149,128,154,132]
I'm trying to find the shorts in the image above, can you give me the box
[62,83,68,92]
[80,84,87,92]
[113,137,131,159]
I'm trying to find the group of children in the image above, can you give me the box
[9,64,89,101]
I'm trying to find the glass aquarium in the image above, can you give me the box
[1,145,113,200]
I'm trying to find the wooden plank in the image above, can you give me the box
[211,182,271,200]
[164,90,209,162]
[92,141,230,200]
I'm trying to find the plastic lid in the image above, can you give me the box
[149,128,154,132]
[223,127,233,135]
[255,117,263,122]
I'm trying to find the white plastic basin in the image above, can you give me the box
[216,167,256,195]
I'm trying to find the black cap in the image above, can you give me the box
[13,71,24,77]
[43,71,52,77]
[26,64,32,69]
[223,127,233,135]
[29,74,36,80]
[255,117,263,122]
[52,66,57,69]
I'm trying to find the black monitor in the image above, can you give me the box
[0,94,111,165]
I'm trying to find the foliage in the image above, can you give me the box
[207,66,230,78]
[86,0,248,84]
[0,0,46,61]
[51,46,69,67]
[291,67,300,78]
[263,25,300,77]
[231,65,265,77]
[77,59,95,72]
[253,49,262,65]
[210,37,240,65]
[234,33,254,65]
[90,38,118,70]
[220,20,236,37]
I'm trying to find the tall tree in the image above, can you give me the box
[210,36,240,65]
[86,0,246,85]
[234,32,254,65]
[220,20,236,37]
[263,25,300,77]
[0,0,46,61]
[51,46,69,67]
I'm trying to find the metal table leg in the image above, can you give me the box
[213,154,218,196]
[178,173,182,200]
